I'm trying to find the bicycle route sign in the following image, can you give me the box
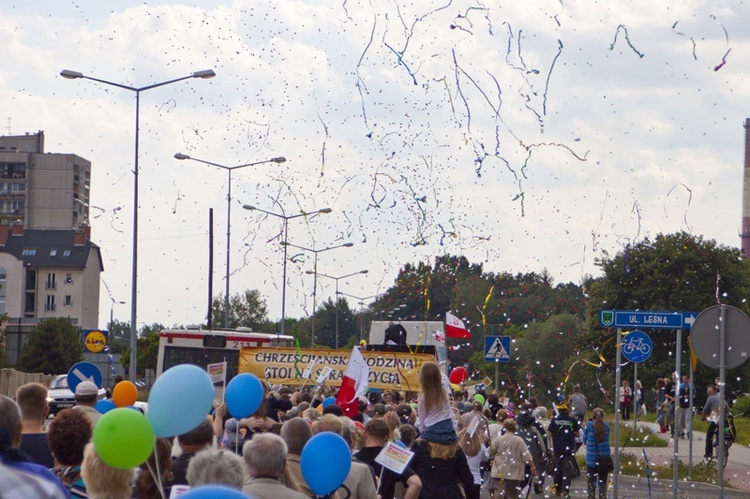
[599,309,698,330]
[621,330,652,363]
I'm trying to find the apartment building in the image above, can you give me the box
[0,131,91,229]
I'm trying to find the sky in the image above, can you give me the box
[1,0,749,330]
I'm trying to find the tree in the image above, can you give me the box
[106,319,130,354]
[586,232,750,404]
[314,297,356,349]
[18,318,83,374]
[121,323,165,377]
[210,289,269,330]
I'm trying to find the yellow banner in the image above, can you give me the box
[239,347,434,391]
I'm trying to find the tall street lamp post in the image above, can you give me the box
[335,291,380,340]
[242,205,331,336]
[61,68,216,381]
[174,153,286,328]
[282,241,353,347]
[315,270,369,348]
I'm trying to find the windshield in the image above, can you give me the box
[50,376,69,390]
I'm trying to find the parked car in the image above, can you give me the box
[47,375,106,416]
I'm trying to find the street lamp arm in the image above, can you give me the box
[174,154,286,171]
[318,269,368,281]
[60,69,216,92]
[243,205,332,220]
[282,241,353,253]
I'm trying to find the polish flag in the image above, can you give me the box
[445,312,472,339]
[335,346,370,417]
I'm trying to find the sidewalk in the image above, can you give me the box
[616,421,750,495]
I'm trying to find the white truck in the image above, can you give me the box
[369,321,445,346]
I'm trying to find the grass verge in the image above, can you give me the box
[612,424,668,448]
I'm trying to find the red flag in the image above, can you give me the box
[335,346,370,417]
[445,312,472,339]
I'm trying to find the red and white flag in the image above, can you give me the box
[335,346,370,417]
[445,312,472,339]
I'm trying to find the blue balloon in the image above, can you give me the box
[225,373,263,418]
[95,399,116,414]
[148,364,214,437]
[301,432,351,495]
[395,440,406,449]
[322,396,336,408]
[179,485,248,499]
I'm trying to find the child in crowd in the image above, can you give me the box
[416,361,457,443]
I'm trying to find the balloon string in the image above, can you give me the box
[146,439,166,499]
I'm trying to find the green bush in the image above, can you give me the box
[732,395,750,417]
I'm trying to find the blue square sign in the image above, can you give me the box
[485,336,510,363]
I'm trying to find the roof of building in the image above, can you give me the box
[0,228,103,271]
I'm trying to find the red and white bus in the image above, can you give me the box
[156,326,294,381]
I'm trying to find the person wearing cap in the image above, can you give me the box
[547,402,580,498]
[73,381,102,428]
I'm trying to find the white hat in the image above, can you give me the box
[75,381,98,396]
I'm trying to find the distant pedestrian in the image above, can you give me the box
[619,381,632,421]
[569,385,587,424]
[675,374,695,438]
[701,385,721,459]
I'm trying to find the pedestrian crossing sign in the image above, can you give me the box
[484,336,510,362]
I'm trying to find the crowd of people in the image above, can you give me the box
[0,362,619,499]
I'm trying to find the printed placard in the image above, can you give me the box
[301,359,317,380]
[316,366,333,385]
[375,441,415,475]
[207,362,226,385]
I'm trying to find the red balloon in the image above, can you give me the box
[449,366,467,384]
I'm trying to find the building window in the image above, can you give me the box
[63,249,71,257]
[22,248,37,256]
[65,273,73,284]
[25,269,36,291]
[24,292,35,314]
[50,249,57,257]
[46,273,56,290]
[64,295,72,307]
[45,295,55,312]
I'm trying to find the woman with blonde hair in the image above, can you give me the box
[457,413,490,498]
[583,408,611,499]
[80,443,134,499]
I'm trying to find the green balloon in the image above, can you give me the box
[474,394,485,405]
[93,408,155,469]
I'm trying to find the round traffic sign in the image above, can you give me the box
[67,361,103,393]
[621,330,652,363]
[690,305,750,370]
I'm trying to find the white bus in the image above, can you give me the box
[156,326,294,381]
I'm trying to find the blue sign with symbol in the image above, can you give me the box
[621,330,653,363]
[599,309,698,330]
[485,336,510,363]
[67,362,103,393]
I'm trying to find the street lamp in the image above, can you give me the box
[109,300,126,328]
[282,241,353,347]
[174,153,286,328]
[61,67,215,382]
[336,291,380,340]
[242,204,332,336]
[314,270,369,348]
